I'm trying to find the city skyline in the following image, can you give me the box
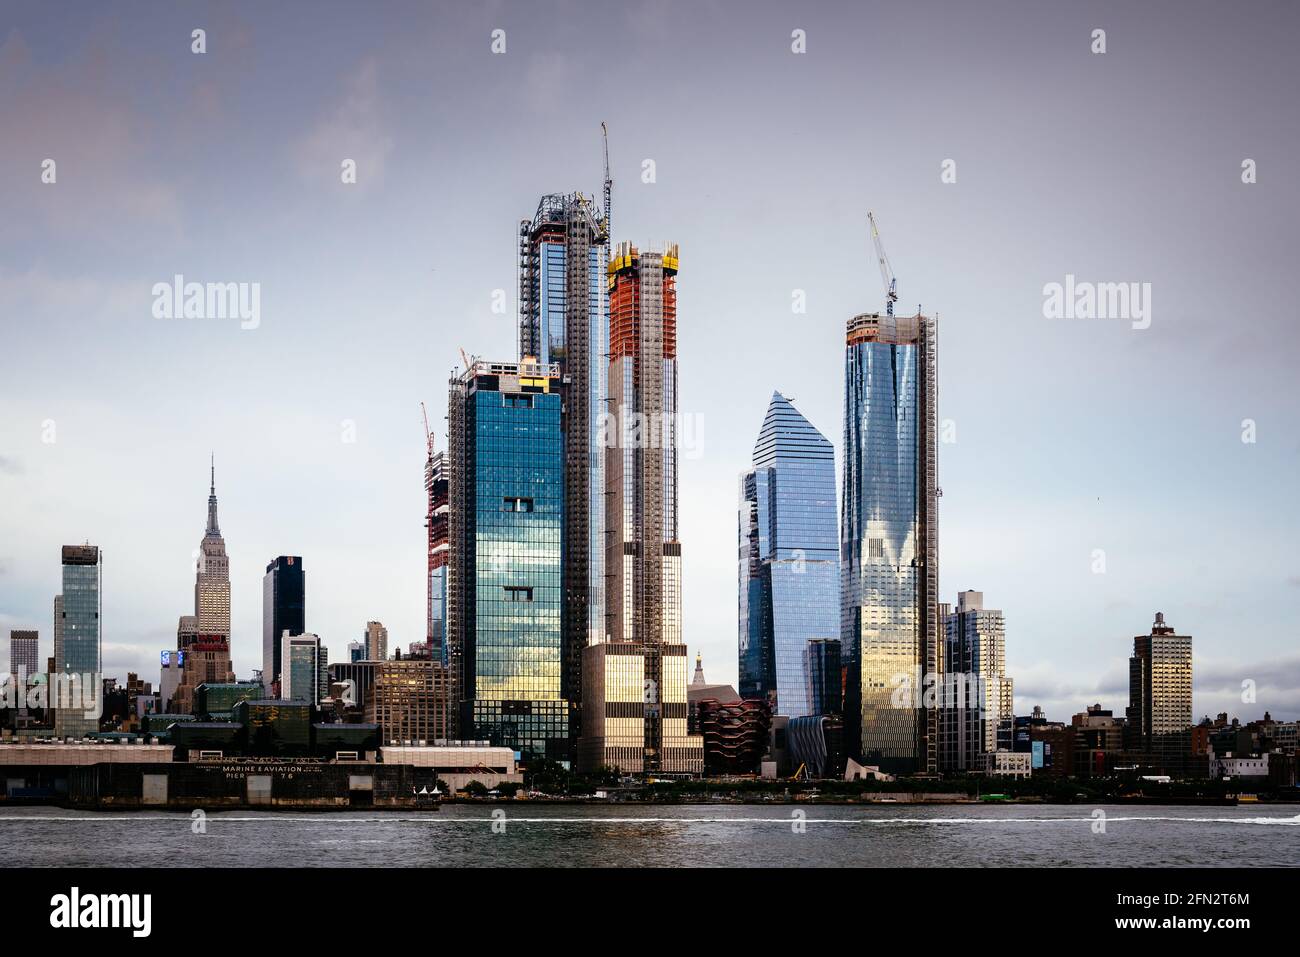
[2,1,1299,728]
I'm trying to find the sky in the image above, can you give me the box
[1,0,1298,723]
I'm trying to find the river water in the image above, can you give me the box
[2,804,1296,867]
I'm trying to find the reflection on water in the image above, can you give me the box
[2,804,1296,867]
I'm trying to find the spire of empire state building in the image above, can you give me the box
[206,453,220,536]
[195,454,231,638]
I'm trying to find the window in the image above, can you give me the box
[869,538,884,559]
[505,394,533,409]
[504,586,534,602]
[503,497,534,513]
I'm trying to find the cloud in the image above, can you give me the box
[0,455,23,476]
[0,29,181,239]
[294,57,393,190]
[1192,653,1300,720]
[0,269,142,326]
[1012,654,1300,724]
[524,52,576,111]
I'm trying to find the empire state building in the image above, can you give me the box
[195,458,231,638]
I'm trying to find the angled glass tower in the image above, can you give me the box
[738,392,839,719]
[841,312,940,775]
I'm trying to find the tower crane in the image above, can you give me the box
[420,401,434,459]
[601,122,612,245]
[867,210,898,317]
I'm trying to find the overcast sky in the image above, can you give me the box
[2,0,1298,723]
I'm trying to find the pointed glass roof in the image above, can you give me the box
[752,391,833,469]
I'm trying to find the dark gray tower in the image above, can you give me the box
[262,556,305,686]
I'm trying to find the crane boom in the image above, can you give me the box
[867,210,898,317]
[420,401,433,456]
[601,122,612,246]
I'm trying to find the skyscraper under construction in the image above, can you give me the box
[518,192,608,754]
[578,242,702,774]
[426,448,449,665]
[841,311,940,775]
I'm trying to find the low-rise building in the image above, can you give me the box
[380,743,522,791]
[1211,753,1270,779]
[193,681,265,720]
[975,750,1032,779]
[787,713,844,779]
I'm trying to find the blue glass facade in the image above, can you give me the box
[738,393,839,719]
[55,545,102,737]
[58,548,101,676]
[841,313,939,774]
[429,564,447,665]
[282,634,321,704]
[450,363,569,761]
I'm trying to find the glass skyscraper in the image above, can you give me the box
[738,392,839,719]
[841,312,940,775]
[518,193,607,750]
[281,632,322,704]
[54,544,102,738]
[447,358,568,761]
[262,555,305,686]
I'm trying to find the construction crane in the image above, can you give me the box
[867,210,898,317]
[420,401,434,459]
[601,122,612,246]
